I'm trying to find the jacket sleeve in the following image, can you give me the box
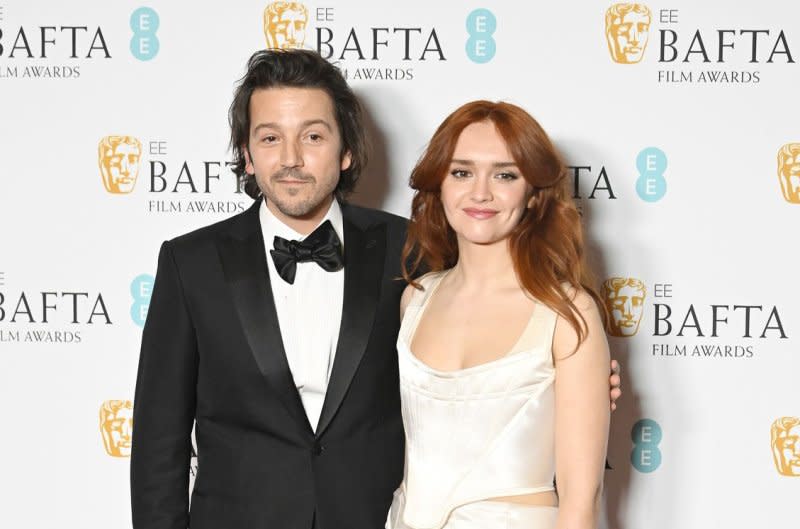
[131,240,198,529]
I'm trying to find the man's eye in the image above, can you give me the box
[262,135,278,143]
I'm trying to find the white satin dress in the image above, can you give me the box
[386,271,559,529]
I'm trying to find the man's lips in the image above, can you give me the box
[276,179,312,185]
[463,208,499,219]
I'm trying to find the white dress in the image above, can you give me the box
[387,271,559,529]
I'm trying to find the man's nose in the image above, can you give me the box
[281,139,303,167]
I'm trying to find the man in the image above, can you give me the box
[131,49,622,529]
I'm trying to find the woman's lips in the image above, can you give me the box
[463,208,499,219]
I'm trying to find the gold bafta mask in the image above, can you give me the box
[771,417,800,477]
[605,3,652,64]
[100,400,133,457]
[777,143,800,204]
[98,136,142,194]
[603,277,647,337]
[264,2,308,50]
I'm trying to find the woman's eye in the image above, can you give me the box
[450,169,470,178]
[496,172,519,181]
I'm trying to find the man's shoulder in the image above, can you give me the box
[166,201,257,251]
[341,202,408,232]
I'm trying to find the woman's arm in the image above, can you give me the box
[553,289,611,529]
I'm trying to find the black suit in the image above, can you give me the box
[131,199,408,529]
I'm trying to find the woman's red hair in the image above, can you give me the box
[401,100,605,345]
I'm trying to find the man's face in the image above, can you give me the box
[607,283,646,336]
[608,10,650,64]
[774,423,800,476]
[101,405,133,457]
[244,87,350,228]
[779,147,800,203]
[266,6,307,49]
[100,140,141,194]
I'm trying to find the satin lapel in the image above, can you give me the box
[216,212,313,436]
[315,217,386,437]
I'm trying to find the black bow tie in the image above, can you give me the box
[270,220,344,284]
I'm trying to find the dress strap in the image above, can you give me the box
[510,300,558,358]
[399,271,448,344]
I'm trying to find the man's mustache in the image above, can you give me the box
[271,168,316,182]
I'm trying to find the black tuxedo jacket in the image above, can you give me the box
[131,199,408,529]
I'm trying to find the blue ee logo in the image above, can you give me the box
[131,274,154,327]
[631,418,662,473]
[635,147,667,202]
[466,9,496,63]
[130,7,160,61]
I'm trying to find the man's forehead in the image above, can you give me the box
[250,87,336,122]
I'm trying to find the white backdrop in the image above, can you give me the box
[0,1,798,528]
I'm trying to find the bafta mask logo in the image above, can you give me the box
[777,143,800,204]
[605,3,652,64]
[771,417,800,477]
[100,400,133,457]
[264,2,308,50]
[603,277,647,337]
[99,136,142,194]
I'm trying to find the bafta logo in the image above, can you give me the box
[777,143,800,204]
[98,136,142,194]
[264,2,308,50]
[605,3,652,64]
[603,277,646,337]
[771,417,800,477]
[100,400,133,457]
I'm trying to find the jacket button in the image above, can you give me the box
[312,442,324,456]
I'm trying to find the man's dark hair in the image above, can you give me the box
[229,49,367,200]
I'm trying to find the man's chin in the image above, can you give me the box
[270,194,332,220]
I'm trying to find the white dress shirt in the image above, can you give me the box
[259,198,345,432]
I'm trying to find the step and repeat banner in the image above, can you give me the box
[0,1,798,528]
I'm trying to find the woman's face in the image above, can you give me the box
[440,120,532,246]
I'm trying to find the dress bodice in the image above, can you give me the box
[394,271,558,529]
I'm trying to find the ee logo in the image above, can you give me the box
[130,7,160,61]
[631,418,662,473]
[466,9,496,64]
[635,147,667,202]
[131,274,154,327]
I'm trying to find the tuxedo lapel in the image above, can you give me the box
[316,211,386,437]
[216,202,313,437]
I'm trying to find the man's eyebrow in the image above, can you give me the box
[451,159,518,168]
[253,119,334,134]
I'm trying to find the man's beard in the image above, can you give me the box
[261,168,333,218]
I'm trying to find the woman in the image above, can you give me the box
[387,101,610,529]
